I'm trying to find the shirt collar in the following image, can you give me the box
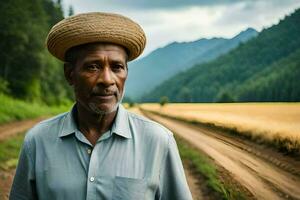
[59,104,131,139]
[59,105,78,138]
[111,104,132,139]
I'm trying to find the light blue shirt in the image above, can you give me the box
[10,104,192,200]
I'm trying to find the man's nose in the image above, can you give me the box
[97,66,114,86]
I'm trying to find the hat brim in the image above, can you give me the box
[46,12,146,61]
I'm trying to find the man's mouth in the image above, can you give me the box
[92,92,116,100]
[94,93,114,96]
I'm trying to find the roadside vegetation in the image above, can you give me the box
[140,103,300,155]
[0,132,25,199]
[0,94,72,125]
[0,133,24,170]
[176,135,247,200]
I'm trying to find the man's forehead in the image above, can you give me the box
[81,43,127,54]
[75,42,128,62]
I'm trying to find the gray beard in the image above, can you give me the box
[88,91,125,116]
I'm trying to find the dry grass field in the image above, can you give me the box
[140,103,300,154]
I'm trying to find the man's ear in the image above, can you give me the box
[64,63,74,86]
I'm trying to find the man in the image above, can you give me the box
[10,12,192,200]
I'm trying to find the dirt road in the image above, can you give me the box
[140,110,300,200]
[0,117,46,141]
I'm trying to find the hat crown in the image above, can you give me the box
[46,12,146,61]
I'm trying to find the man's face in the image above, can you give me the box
[65,43,128,115]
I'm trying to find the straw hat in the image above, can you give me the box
[46,12,146,61]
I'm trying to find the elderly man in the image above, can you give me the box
[10,12,192,200]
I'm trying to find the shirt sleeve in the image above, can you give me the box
[157,134,193,200]
[9,139,38,200]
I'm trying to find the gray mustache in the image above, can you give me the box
[91,87,119,96]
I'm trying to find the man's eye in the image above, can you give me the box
[112,64,124,71]
[86,64,99,71]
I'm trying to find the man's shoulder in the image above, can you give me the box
[24,112,68,141]
[39,112,69,125]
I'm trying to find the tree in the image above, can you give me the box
[68,5,74,16]
[215,91,236,103]
[159,96,169,107]
[176,87,192,102]
[0,0,48,99]
[122,96,135,107]
[0,78,9,94]
[0,0,69,104]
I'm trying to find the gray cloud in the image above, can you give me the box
[98,0,245,9]
[62,0,300,56]
[214,0,300,29]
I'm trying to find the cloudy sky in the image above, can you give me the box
[62,0,300,57]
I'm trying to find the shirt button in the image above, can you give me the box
[87,149,92,154]
[90,177,95,182]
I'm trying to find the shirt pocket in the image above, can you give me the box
[112,176,147,200]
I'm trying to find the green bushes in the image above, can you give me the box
[0,94,71,125]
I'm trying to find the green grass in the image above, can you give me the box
[176,136,246,200]
[0,94,72,125]
[0,133,25,170]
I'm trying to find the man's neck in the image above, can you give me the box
[75,103,118,145]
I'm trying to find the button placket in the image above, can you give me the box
[86,143,101,200]
[87,148,92,155]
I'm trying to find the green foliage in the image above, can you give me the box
[215,91,236,103]
[0,78,10,94]
[43,0,64,26]
[159,96,169,106]
[123,96,136,107]
[176,87,192,102]
[236,49,300,102]
[0,0,70,104]
[68,5,75,16]
[25,78,41,101]
[0,133,24,170]
[0,0,47,98]
[142,9,300,103]
[40,53,74,105]
[0,94,71,125]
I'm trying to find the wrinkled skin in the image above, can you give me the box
[64,43,128,116]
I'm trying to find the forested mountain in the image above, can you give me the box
[142,8,300,103]
[126,28,257,100]
[0,0,72,104]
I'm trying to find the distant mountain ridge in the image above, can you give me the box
[126,28,258,100]
[142,8,300,103]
